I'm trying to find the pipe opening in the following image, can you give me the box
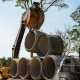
[30,57,41,79]
[42,56,56,79]
[18,58,29,78]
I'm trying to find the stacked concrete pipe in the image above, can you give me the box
[42,55,59,80]
[17,58,30,79]
[10,59,19,78]
[29,57,42,80]
[25,30,64,57]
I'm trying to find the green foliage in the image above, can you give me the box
[63,6,80,52]
[70,6,80,43]
[2,0,32,10]
[0,57,11,67]
[2,0,68,11]
[67,26,80,51]
[68,27,80,40]
[16,0,32,9]
[71,6,80,23]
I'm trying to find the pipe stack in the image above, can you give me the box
[10,56,58,80]
[25,30,64,56]
[11,1,65,80]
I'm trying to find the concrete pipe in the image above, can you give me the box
[48,35,64,55]
[17,58,30,79]
[25,30,64,57]
[10,60,18,78]
[25,30,48,56]
[42,55,58,79]
[22,2,44,30]
[30,57,42,80]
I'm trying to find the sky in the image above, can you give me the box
[0,0,80,58]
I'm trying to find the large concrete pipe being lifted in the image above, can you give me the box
[25,30,64,57]
[42,55,58,79]
[29,57,42,80]
[17,58,30,79]
[23,2,45,30]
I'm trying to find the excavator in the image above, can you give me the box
[12,2,44,58]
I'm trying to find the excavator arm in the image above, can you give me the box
[12,20,26,58]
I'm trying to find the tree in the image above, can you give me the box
[0,57,7,67]
[6,57,12,67]
[71,6,80,24]
[0,57,12,67]
[66,6,80,52]
[67,25,80,52]
[2,0,68,12]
